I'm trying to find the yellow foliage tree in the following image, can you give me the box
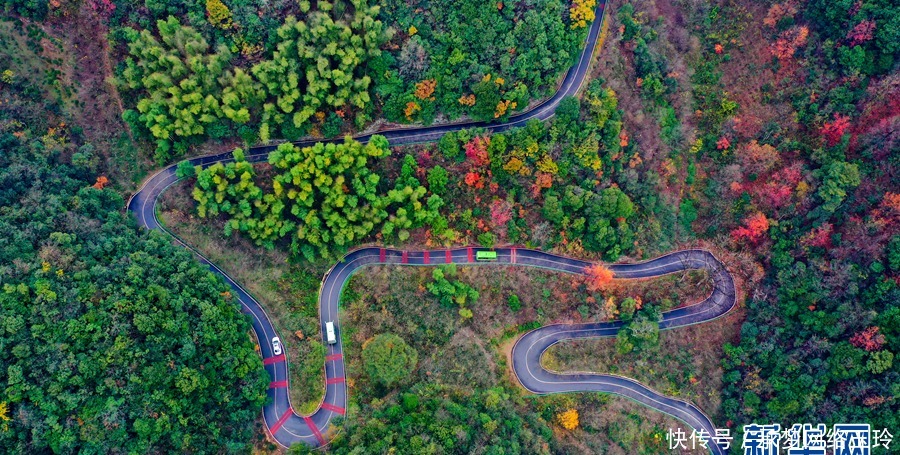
[206,0,234,29]
[503,157,525,174]
[603,296,618,319]
[570,0,596,29]
[536,154,559,174]
[0,401,10,431]
[494,99,516,118]
[458,94,476,106]
[404,101,422,120]
[557,408,579,430]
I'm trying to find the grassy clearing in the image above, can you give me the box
[339,260,728,453]
[157,179,328,414]
[542,305,743,423]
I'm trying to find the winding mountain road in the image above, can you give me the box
[127,2,736,453]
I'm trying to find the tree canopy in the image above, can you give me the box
[0,71,268,452]
[362,333,418,388]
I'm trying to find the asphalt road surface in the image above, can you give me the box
[127,2,736,452]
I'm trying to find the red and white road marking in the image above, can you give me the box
[270,408,293,434]
[303,416,327,445]
[263,354,286,365]
[320,403,346,415]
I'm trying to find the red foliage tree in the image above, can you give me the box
[584,264,614,291]
[464,136,491,167]
[757,183,793,209]
[89,0,116,19]
[716,136,732,150]
[850,327,886,352]
[489,199,512,229]
[731,212,770,244]
[752,163,803,210]
[820,113,851,147]
[847,20,876,46]
[802,223,833,248]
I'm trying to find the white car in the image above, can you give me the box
[325,322,337,345]
[271,337,282,356]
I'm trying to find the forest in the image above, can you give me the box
[1,0,898,453]
[105,0,593,163]
[0,24,268,452]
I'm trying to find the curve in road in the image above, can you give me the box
[127,2,735,453]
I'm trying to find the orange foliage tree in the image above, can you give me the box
[850,327,886,352]
[414,79,436,100]
[464,172,485,189]
[731,212,770,244]
[584,264,614,291]
[458,94,476,106]
[92,176,109,189]
[771,26,809,60]
[875,192,900,226]
[530,172,553,198]
[763,2,798,28]
[494,99,516,118]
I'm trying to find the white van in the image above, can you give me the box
[325,321,337,345]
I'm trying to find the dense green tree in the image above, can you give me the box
[269,136,392,259]
[615,306,661,355]
[0,79,268,453]
[542,185,636,259]
[192,149,294,248]
[806,0,900,74]
[119,17,236,163]
[428,265,479,310]
[815,160,860,213]
[427,165,450,195]
[362,333,418,388]
[188,136,441,260]
[252,1,390,140]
